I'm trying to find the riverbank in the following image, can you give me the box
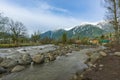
[72,45,120,80]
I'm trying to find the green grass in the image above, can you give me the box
[0,43,42,48]
[0,44,17,48]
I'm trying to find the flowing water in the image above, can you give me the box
[0,44,57,58]
[0,48,101,80]
[0,45,105,80]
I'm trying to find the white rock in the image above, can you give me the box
[32,54,44,63]
[114,52,120,56]
[100,51,107,57]
[92,64,96,68]
[99,64,104,67]
[11,65,25,72]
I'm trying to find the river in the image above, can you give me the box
[0,44,57,58]
[0,45,104,80]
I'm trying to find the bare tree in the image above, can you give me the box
[0,13,9,32]
[31,30,41,43]
[8,19,27,45]
[104,0,120,44]
[0,13,10,43]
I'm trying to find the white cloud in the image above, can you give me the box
[0,0,99,34]
[35,2,69,13]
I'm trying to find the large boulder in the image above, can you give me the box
[11,65,25,72]
[22,53,32,64]
[18,53,32,65]
[114,52,120,56]
[32,54,44,64]
[0,66,7,74]
[0,58,18,68]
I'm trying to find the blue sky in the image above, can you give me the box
[0,0,105,34]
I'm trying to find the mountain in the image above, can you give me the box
[68,24,106,38]
[41,29,66,40]
[40,31,53,38]
[41,23,114,40]
[97,22,114,32]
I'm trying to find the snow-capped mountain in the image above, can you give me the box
[41,22,114,40]
[97,22,114,32]
[67,24,106,38]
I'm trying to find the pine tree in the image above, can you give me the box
[62,33,67,44]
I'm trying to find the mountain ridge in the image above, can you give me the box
[41,23,114,40]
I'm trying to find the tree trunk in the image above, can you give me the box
[113,0,120,44]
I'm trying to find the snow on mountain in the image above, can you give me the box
[97,22,114,32]
[41,22,114,39]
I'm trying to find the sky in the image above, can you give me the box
[0,0,105,34]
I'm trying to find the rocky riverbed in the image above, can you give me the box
[71,45,120,80]
[0,44,106,80]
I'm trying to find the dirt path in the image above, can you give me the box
[81,55,120,80]
[75,45,120,80]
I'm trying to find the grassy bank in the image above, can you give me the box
[0,43,42,48]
